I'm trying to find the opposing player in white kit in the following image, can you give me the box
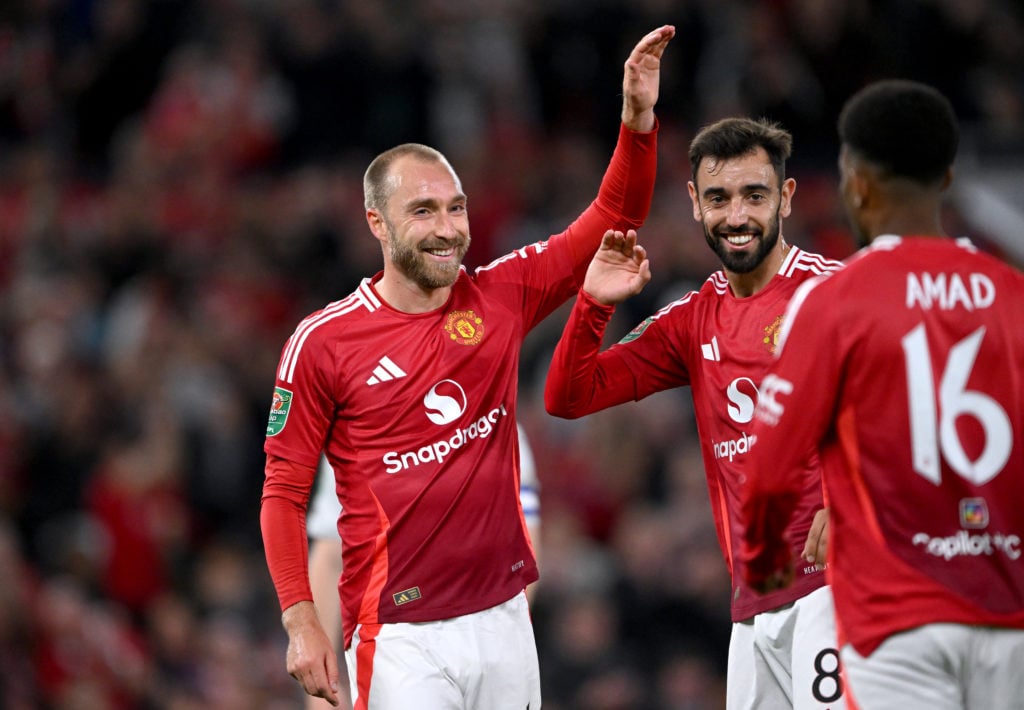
[303,424,542,710]
[740,80,1024,710]
[545,117,846,709]
[259,25,675,709]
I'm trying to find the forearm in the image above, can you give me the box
[594,120,659,229]
[545,290,635,417]
[262,455,318,610]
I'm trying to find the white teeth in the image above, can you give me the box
[726,235,754,246]
[426,248,454,257]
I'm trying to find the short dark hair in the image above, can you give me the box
[688,117,792,185]
[838,79,959,185]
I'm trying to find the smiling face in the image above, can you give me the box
[369,154,471,292]
[688,146,794,277]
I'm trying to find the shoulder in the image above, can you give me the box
[288,280,383,340]
[780,247,845,280]
[277,280,382,381]
[642,282,707,326]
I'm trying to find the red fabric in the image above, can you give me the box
[261,122,659,647]
[741,236,1024,655]
[545,248,842,621]
[260,454,316,611]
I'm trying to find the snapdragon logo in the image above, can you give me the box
[382,378,509,474]
[424,380,467,425]
[711,432,757,462]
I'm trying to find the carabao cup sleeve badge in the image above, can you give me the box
[266,387,293,436]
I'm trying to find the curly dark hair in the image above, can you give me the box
[838,79,959,186]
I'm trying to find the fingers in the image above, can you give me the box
[801,509,829,569]
[621,25,674,131]
[631,24,676,60]
[600,229,645,260]
[293,666,340,706]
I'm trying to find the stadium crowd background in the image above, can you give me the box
[0,0,1020,708]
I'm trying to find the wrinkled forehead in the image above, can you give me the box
[693,147,779,191]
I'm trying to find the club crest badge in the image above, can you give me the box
[445,310,484,345]
[763,314,784,354]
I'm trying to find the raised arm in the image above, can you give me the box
[545,230,654,418]
[621,25,674,132]
[561,26,673,275]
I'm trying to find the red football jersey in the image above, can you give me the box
[546,245,843,620]
[262,123,658,648]
[743,236,1024,655]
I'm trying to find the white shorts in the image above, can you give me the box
[841,623,1024,710]
[345,592,540,710]
[728,585,846,710]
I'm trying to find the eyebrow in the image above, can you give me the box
[702,183,772,199]
[404,194,467,211]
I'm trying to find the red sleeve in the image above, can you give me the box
[260,453,317,611]
[545,290,642,417]
[740,285,839,589]
[563,121,659,281]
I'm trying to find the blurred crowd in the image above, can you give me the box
[0,0,1020,708]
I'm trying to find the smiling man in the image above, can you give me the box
[259,24,675,710]
[544,117,847,709]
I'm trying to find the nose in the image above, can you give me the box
[726,198,748,227]
[432,210,456,238]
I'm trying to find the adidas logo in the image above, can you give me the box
[701,336,721,362]
[367,356,407,385]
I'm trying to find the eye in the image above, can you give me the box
[450,203,467,215]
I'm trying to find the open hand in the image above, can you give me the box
[622,25,675,131]
[583,229,652,305]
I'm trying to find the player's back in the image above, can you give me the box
[817,236,1024,651]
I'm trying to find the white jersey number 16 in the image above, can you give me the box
[902,324,1011,486]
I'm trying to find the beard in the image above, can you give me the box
[704,209,781,274]
[388,227,471,290]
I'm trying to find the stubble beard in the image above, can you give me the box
[705,209,781,274]
[388,227,471,290]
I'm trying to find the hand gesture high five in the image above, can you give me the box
[622,25,675,132]
[583,229,652,306]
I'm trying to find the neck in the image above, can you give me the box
[866,192,947,242]
[375,270,452,313]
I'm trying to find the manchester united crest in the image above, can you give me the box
[444,310,484,345]
[763,314,784,353]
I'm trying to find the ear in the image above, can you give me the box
[366,209,388,243]
[849,168,870,209]
[687,181,701,222]
[939,166,954,193]
[779,177,796,218]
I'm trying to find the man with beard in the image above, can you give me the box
[544,117,847,709]
[259,24,674,709]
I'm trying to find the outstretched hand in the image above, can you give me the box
[622,25,675,132]
[583,229,652,306]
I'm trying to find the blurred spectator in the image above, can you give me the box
[0,1,1020,707]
